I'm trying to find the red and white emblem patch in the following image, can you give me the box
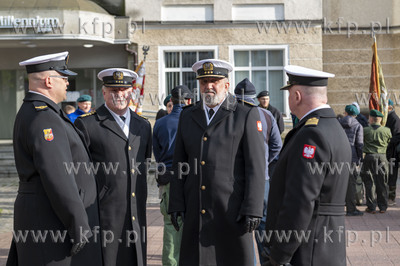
[257,121,262,132]
[43,128,54,142]
[303,144,316,159]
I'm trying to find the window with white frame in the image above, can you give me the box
[161,5,214,22]
[160,46,218,102]
[231,46,288,115]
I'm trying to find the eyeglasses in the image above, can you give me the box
[49,76,68,81]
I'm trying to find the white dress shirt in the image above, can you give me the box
[105,104,131,138]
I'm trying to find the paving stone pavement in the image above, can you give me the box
[0,177,18,266]
[1,177,400,266]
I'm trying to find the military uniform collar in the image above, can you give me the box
[299,104,331,122]
[293,107,336,129]
[24,91,61,113]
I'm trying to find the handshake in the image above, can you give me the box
[170,212,261,233]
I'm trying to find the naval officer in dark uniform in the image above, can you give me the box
[74,68,152,266]
[7,52,103,266]
[262,65,351,266]
[168,59,266,265]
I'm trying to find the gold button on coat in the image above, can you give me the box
[201,161,205,165]
[201,209,206,214]
[132,216,135,221]
[131,169,135,174]
[128,146,132,151]
[203,137,207,141]
[132,192,135,197]
[201,186,206,190]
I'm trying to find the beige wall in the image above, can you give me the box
[323,0,400,27]
[127,0,322,21]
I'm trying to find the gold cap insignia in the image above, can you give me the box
[113,71,124,80]
[203,62,214,72]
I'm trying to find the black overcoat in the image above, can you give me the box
[75,104,151,266]
[168,94,266,266]
[386,110,400,160]
[265,107,351,266]
[8,92,103,266]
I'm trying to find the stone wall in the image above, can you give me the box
[323,33,400,116]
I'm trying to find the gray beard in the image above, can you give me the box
[201,91,227,107]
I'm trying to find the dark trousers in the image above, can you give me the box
[255,180,270,265]
[345,171,358,212]
[268,160,278,178]
[388,158,399,201]
[361,154,389,211]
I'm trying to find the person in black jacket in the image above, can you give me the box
[257,90,285,134]
[75,68,152,266]
[8,52,103,266]
[263,65,351,266]
[385,99,400,206]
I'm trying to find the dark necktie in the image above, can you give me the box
[208,109,215,119]
[120,116,126,122]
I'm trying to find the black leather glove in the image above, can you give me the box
[244,215,261,233]
[71,240,87,256]
[261,255,292,266]
[170,212,185,231]
[262,257,292,266]
[260,245,270,260]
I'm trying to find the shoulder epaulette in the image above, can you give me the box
[80,110,96,118]
[136,113,148,120]
[32,102,48,111]
[238,99,257,107]
[305,117,319,126]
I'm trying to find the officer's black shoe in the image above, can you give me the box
[365,208,376,214]
[346,210,364,216]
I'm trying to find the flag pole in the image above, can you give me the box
[130,46,150,114]
[369,35,389,125]
[143,45,149,61]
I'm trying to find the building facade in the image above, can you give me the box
[0,0,134,139]
[128,0,323,123]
